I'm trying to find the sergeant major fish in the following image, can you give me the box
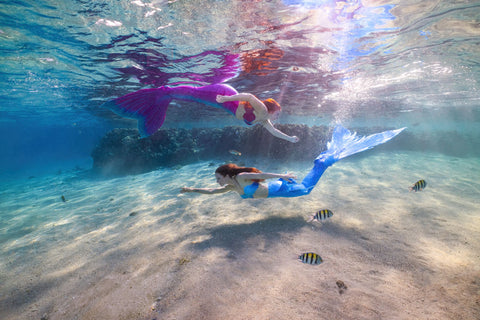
[307,209,333,222]
[410,179,427,192]
[298,252,323,265]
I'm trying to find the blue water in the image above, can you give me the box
[1,0,479,179]
[1,1,479,319]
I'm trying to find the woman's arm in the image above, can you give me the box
[238,172,297,181]
[217,93,268,118]
[181,185,234,194]
[262,120,299,143]
[216,94,299,143]
[217,93,261,104]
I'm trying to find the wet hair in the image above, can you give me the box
[215,163,264,182]
[262,98,281,114]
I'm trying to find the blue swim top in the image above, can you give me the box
[240,181,259,199]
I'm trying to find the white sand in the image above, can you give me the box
[0,151,479,319]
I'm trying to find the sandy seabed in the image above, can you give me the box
[0,150,479,320]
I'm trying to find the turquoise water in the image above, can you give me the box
[1,1,479,319]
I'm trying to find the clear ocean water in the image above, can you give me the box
[1,1,479,319]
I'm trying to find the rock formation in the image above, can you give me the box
[91,124,330,175]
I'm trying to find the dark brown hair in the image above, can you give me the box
[215,163,264,182]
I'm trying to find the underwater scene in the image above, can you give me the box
[1,1,479,319]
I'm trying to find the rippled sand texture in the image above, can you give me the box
[0,151,479,320]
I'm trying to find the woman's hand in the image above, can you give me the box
[216,95,227,103]
[290,135,299,143]
[281,173,297,181]
[181,187,194,193]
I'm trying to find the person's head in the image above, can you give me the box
[215,163,262,185]
[263,98,281,120]
[263,98,281,114]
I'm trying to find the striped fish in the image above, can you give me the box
[298,252,323,265]
[307,209,334,222]
[410,179,427,192]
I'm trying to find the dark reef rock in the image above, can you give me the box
[91,123,478,176]
[91,125,331,175]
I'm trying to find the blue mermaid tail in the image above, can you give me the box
[316,124,406,166]
[267,124,406,198]
[103,84,240,137]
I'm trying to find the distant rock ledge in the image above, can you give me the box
[91,124,478,175]
[91,124,331,175]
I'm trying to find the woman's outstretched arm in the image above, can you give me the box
[216,92,262,105]
[262,120,299,143]
[181,185,234,194]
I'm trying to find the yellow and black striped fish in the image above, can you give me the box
[410,179,427,192]
[308,209,334,222]
[298,252,323,265]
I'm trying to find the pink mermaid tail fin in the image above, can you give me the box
[103,87,172,137]
[104,84,240,137]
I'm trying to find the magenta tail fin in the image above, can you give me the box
[104,88,172,137]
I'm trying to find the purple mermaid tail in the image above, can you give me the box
[104,84,240,137]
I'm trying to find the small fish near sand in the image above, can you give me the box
[410,179,427,192]
[228,149,242,156]
[307,209,334,222]
[298,252,323,265]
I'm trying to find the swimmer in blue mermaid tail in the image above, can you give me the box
[181,125,405,198]
[104,84,299,143]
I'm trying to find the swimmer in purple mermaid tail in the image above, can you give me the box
[181,125,406,199]
[104,84,299,143]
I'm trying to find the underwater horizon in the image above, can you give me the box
[1,1,479,319]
